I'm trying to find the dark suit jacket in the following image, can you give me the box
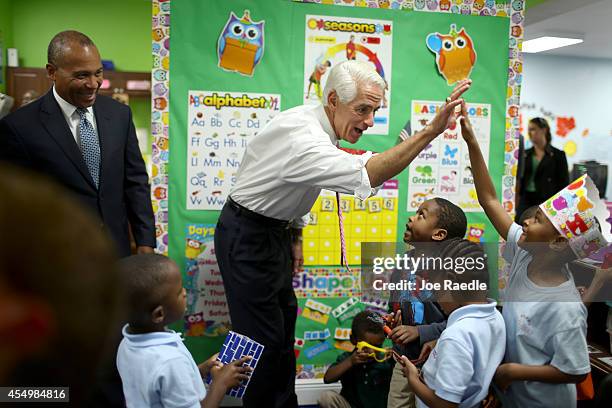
[519,144,570,204]
[0,90,155,257]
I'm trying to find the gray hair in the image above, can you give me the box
[322,60,386,106]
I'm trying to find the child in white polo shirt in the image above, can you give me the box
[116,254,252,408]
[398,238,506,408]
[461,100,602,407]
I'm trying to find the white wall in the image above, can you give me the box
[521,53,612,198]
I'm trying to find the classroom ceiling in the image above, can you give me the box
[524,0,612,59]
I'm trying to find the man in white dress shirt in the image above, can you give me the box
[215,60,470,407]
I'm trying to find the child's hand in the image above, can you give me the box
[350,349,372,366]
[427,79,471,135]
[412,339,437,365]
[198,353,221,378]
[392,350,403,365]
[210,356,253,390]
[390,325,419,344]
[400,356,419,379]
[386,310,402,329]
[459,101,477,144]
[494,363,517,392]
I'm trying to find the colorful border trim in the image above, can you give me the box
[151,0,170,254]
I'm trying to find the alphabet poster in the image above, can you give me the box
[303,14,393,134]
[186,90,281,209]
[406,100,491,212]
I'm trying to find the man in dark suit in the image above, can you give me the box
[0,30,155,407]
[0,30,155,258]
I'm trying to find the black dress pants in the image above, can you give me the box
[215,201,298,408]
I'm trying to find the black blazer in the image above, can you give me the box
[519,144,570,203]
[0,90,155,257]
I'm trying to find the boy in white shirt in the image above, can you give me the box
[460,101,604,407]
[116,254,252,408]
[398,238,506,408]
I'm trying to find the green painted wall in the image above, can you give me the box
[11,0,150,70]
[4,0,151,132]
[0,0,14,93]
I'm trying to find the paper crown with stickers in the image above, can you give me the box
[540,174,611,258]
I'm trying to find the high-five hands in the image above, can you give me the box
[427,79,472,136]
[459,100,477,144]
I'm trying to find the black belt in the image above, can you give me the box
[227,197,291,229]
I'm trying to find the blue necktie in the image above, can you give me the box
[77,108,100,188]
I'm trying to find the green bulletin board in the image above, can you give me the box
[150,0,523,376]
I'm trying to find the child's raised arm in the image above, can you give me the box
[460,102,513,240]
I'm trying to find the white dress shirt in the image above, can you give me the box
[417,301,505,408]
[231,104,378,228]
[52,85,97,145]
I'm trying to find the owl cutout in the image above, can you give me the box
[466,223,485,243]
[426,24,477,85]
[185,238,206,259]
[217,10,265,76]
[184,312,206,337]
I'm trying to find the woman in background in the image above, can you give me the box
[516,117,569,221]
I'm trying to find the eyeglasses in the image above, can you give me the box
[355,341,392,362]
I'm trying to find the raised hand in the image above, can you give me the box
[459,100,477,143]
[428,79,472,136]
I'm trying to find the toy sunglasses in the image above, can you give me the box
[355,341,392,362]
